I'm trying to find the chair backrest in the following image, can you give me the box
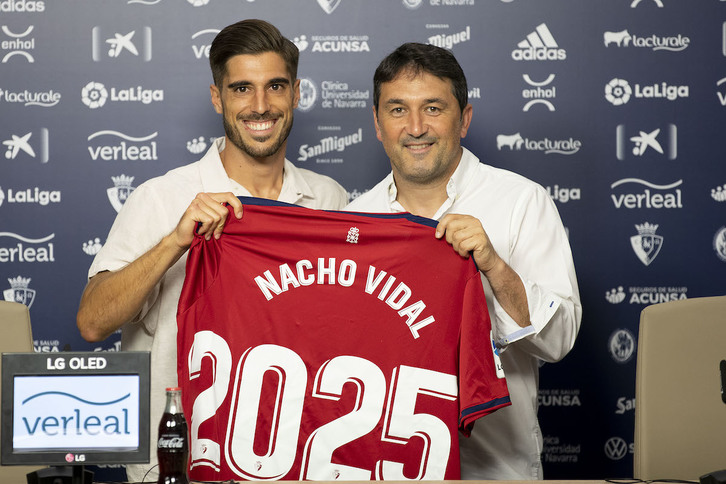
[0,301,44,482]
[634,295,726,480]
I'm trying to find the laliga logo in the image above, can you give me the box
[81,82,108,109]
[605,79,631,106]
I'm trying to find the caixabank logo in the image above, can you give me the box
[91,27,152,62]
[2,128,49,163]
[616,124,677,160]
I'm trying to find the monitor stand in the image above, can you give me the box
[26,465,93,484]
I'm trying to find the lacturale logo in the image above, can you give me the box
[512,23,566,61]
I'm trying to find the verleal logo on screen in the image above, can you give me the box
[13,374,139,450]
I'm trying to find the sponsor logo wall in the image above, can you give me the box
[2,0,724,479]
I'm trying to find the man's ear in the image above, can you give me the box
[292,79,300,109]
[460,103,473,139]
[210,84,223,114]
[373,105,383,142]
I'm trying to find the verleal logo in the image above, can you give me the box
[297,78,317,112]
[3,275,35,308]
[610,178,682,209]
[512,23,566,61]
[608,329,635,364]
[107,174,136,213]
[187,0,210,6]
[402,0,422,9]
[717,77,726,106]
[317,0,341,14]
[1,25,35,63]
[3,128,49,163]
[630,222,663,266]
[81,82,108,109]
[190,29,219,59]
[92,27,152,62]
[87,130,158,161]
[0,232,55,263]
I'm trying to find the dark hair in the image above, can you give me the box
[373,42,468,113]
[209,19,299,87]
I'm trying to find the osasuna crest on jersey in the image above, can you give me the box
[177,197,510,482]
[630,222,663,266]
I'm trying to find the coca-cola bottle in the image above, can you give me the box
[157,387,189,484]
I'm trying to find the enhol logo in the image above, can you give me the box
[190,29,219,59]
[522,74,556,112]
[496,132,581,155]
[0,232,54,263]
[87,130,158,161]
[0,87,61,107]
[610,178,682,209]
[1,25,35,63]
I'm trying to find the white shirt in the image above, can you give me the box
[345,147,581,479]
[88,137,348,482]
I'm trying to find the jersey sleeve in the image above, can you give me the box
[458,269,511,436]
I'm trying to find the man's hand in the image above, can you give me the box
[435,214,501,274]
[173,192,243,249]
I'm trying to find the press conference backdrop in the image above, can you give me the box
[1,0,725,478]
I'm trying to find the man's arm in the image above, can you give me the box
[77,192,243,342]
[435,214,530,328]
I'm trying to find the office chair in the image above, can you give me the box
[0,301,44,482]
[634,295,726,480]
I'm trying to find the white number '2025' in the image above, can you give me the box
[187,330,458,481]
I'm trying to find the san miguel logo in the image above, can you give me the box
[630,222,663,266]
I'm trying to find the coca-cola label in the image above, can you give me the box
[158,436,185,449]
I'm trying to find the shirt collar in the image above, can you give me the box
[199,137,315,204]
[384,147,480,220]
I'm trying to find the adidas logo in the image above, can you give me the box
[512,23,566,61]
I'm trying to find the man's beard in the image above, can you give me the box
[223,112,294,159]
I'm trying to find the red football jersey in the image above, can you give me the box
[177,197,510,481]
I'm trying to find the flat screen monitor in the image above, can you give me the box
[1,351,150,468]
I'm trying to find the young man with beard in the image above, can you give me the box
[345,43,582,479]
[76,19,347,482]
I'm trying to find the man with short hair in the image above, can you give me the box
[346,42,582,479]
[77,19,347,482]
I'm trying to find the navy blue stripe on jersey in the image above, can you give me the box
[236,196,439,229]
[459,396,512,424]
